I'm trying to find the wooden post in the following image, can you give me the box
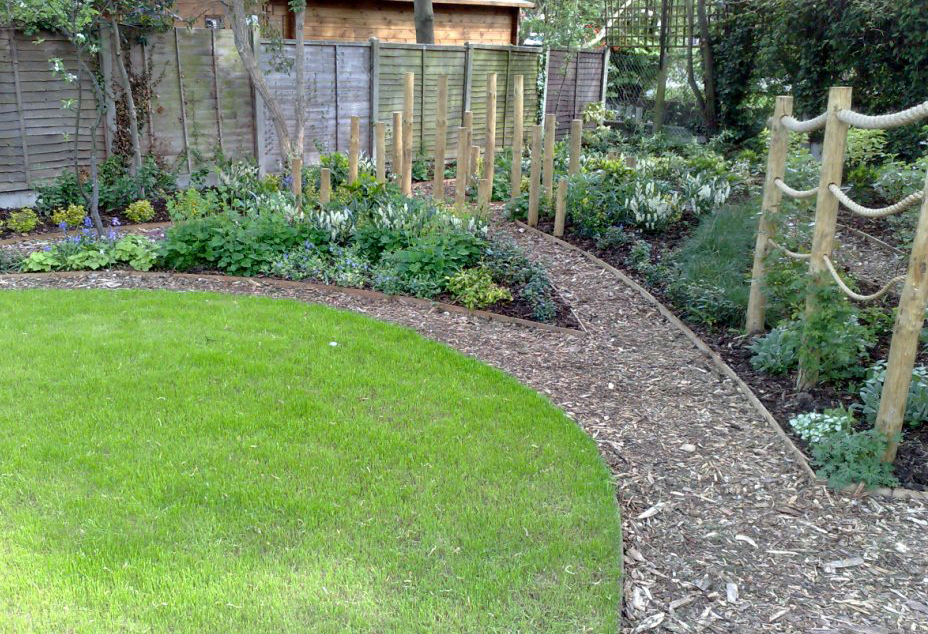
[432,75,448,201]
[463,42,474,116]
[653,64,668,134]
[470,145,480,185]
[349,115,360,184]
[250,24,266,176]
[527,124,541,227]
[402,72,414,196]
[7,30,31,187]
[542,113,555,199]
[369,37,380,156]
[210,29,225,157]
[478,178,490,210]
[798,86,852,389]
[375,122,386,183]
[511,74,523,200]
[746,96,793,334]
[174,28,193,174]
[463,110,473,150]
[876,173,928,462]
[455,127,469,208]
[554,177,567,237]
[392,111,403,182]
[568,118,582,175]
[98,24,117,157]
[320,167,331,203]
[484,73,497,201]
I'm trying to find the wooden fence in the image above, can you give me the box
[0,28,609,194]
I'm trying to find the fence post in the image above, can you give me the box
[455,126,469,208]
[542,113,555,199]
[600,46,610,105]
[511,74,524,200]
[746,95,793,334]
[484,73,497,199]
[876,175,928,461]
[349,115,360,184]
[370,37,380,156]
[392,111,403,181]
[250,25,266,176]
[375,121,386,183]
[402,72,414,196]
[320,167,331,203]
[568,118,582,175]
[797,86,852,389]
[7,30,31,188]
[98,24,117,157]
[433,75,448,200]
[527,124,541,227]
[463,42,474,117]
[554,177,567,237]
[174,28,193,175]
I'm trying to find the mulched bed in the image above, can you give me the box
[0,198,171,240]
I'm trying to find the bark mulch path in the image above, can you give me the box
[2,224,928,633]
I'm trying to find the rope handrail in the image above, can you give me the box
[822,254,905,302]
[836,100,928,130]
[780,112,827,133]
[767,238,811,261]
[774,178,817,199]
[828,184,924,218]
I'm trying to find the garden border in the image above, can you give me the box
[515,221,928,501]
[0,269,585,337]
[0,222,173,247]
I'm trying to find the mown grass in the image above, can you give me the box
[0,289,621,633]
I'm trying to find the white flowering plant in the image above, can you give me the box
[789,408,855,445]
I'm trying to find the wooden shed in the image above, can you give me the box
[175,0,532,45]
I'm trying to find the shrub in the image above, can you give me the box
[20,232,157,272]
[749,323,800,375]
[125,200,156,224]
[446,267,513,309]
[51,204,86,229]
[812,429,899,490]
[6,208,39,233]
[594,226,631,251]
[798,283,874,383]
[789,408,854,445]
[858,361,928,428]
[35,171,83,214]
[482,236,557,322]
[0,250,23,272]
[166,188,219,222]
[379,230,485,290]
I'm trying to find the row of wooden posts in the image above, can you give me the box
[289,71,585,227]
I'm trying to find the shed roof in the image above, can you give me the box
[384,0,535,9]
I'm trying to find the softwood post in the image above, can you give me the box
[478,178,490,210]
[375,121,386,183]
[483,73,497,200]
[876,174,928,462]
[349,115,360,184]
[568,118,582,175]
[402,72,414,196]
[527,124,542,227]
[543,113,555,199]
[511,74,524,200]
[746,96,793,334]
[470,145,480,190]
[392,111,403,183]
[463,110,472,152]
[798,86,852,389]
[455,126,469,208]
[320,167,331,203]
[369,37,380,156]
[553,177,567,237]
[432,75,448,200]
[7,29,31,187]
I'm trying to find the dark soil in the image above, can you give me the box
[549,218,928,490]
[0,198,171,240]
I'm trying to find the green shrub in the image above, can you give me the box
[34,171,83,214]
[798,283,874,383]
[0,250,23,272]
[21,232,157,273]
[378,230,486,290]
[447,267,513,309]
[789,408,854,444]
[749,323,800,375]
[166,188,219,222]
[811,429,899,490]
[6,208,39,233]
[51,204,85,229]
[858,361,928,428]
[482,236,557,322]
[125,200,156,224]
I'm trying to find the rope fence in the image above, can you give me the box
[828,184,924,218]
[774,178,817,199]
[767,238,811,261]
[836,100,928,130]
[822,255,905,302]
[780,112,827,133]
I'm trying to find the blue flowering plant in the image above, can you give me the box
[20,218,157,272]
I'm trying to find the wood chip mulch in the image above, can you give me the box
[2,220,928,633]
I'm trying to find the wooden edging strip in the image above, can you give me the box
[0,269,585,338]
[516,221,928,501]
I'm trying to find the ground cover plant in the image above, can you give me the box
[0,289,621,632]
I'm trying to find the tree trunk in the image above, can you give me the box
[292,6,305,208]
[696,0,717,133]
[414,0,435,44]
[110,18,143,180]
[685,0,708,124]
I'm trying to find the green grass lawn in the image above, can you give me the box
[0,290,621,633]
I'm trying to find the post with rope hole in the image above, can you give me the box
[797,86,852,390]
[375,122,386,183]
[511,75,523,200]
[483,73,497,207]
[568,119,582,176]
[875,171,928,461]
[392,111,403,184]
[746,96,794,334]
[553,177,567,237]
[402,72,414,196]
[320,167,331,204]
[432,75,448,201]
[543,113,555,199]
[455,126,469,208]
[527,124,542,227]
[349,115,360,184]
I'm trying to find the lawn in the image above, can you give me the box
[0,289,621,633]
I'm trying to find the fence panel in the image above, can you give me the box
[545,48,608,138]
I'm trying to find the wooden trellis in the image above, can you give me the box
[603,0,724,50]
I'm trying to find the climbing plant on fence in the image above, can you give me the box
[747,86,928,462]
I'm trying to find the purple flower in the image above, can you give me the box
[107,229,118,241]
[83,216,92,228]
[111,217,121,227]
[58,221,68,231]
[282,175,293,188]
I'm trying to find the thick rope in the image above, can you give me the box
[822,255,905,302]
[767,238,811,261]
[828,183,924,218]
[837,100,928,130]
[774,178,817,199]
[780,112,827,133]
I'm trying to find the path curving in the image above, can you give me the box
[2,223,926,633]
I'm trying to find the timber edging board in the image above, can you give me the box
[515,221,928,501]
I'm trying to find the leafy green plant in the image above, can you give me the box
[482,237,557,322]
[789,408,854,444]
[51,204,85,229]
[34,170,83,214]
[166,188,219,222]
[112,234,157,271]
[811,429,899,490]
[447,267,513,309]
[749,323,800,375]
[125,199,156,224]
[858,361,928,428]
[20,250,62,272]
[798,282,874,384]
[0,250,23,272]
[411,157,429,182]
[6,208,39,233]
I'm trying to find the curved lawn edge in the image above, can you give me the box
[515,221,928,502]
[0,270,584,337]
[0,288,621,632]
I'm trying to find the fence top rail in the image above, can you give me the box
[837,100,928,130]
[257,36,371,47]
[828,183,925,218]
